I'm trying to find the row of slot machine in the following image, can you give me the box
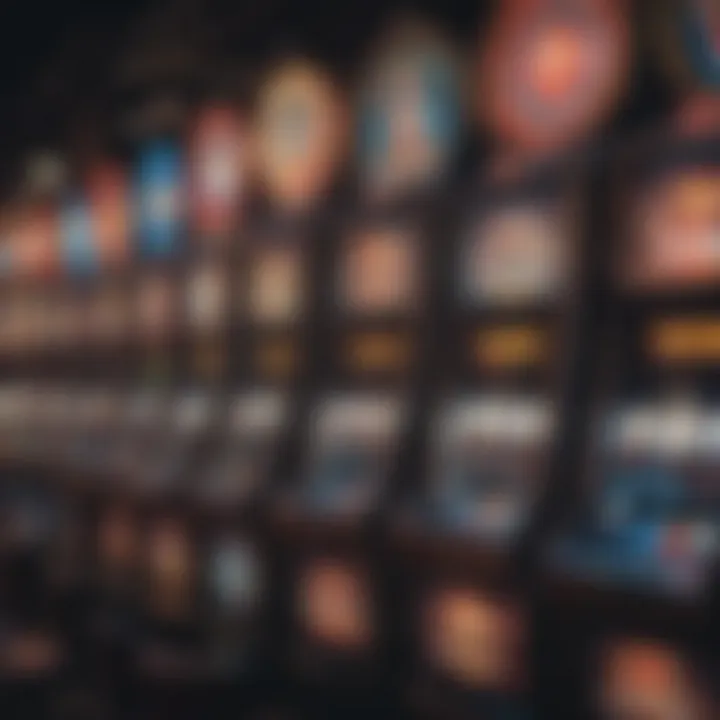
[0,0,719,717]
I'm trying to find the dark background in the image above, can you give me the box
[0,0,672,192]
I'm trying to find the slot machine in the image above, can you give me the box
[387,1,631,718]
[124,80,252,704]
[270,18,462,715]
[542,1,720,717]
[0,168,70,706]
[202,54,348,714]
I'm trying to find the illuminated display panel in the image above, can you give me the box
[551,398,720,595]
[624,169,720,292]
[136,141,185,260]
[297,559,373,650]
[256,60,347,211]
[147,518,195,619]
[460,203,571,307]
[247,245,304,324]
[189,105,246,240]
[87,163,130,268]
[481,0,629,154]
[599,640,711,720]
[186,263,227,331]
[422,588,524,691]
[339,227,420,315]
[431,395,555,541]
[207,537,262,613]
[358,18,461,200]
[200,390,287,505]
[655,0,720,92]
[303,393,404,516]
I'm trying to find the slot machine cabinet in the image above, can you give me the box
[223,53,349,705]
[270,18,463,714]
[0,382,69,694]
[389,2,632,718]
[127,89,252,699]
[192,389,290,715]
[0,163,77,692]
[541,4,720,716]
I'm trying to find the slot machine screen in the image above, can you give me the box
[296,558,374,651]
[339,226,420,315]
[301,394,404,517]
[421,587,525,692]
[431,395,555,542]
[247,244,304,324]
[186,262,227,331]
[189,105,246,241]
[207,536,263,614]
[623,169,720,292]
[585,399,720,595]
[200,390,287,504]
[171,390,216,440]
[136,141,184,259]
[460,202,572,307]
[146,518,195,620]
[598,639,712,720]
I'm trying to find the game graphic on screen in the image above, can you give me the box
[460,202,571,307]
[297,559,373,651]
[189,105,246,241]
[146,518,195,621]
[186,263,227,332]
[482,0,630,154]
[550,396,720,596]
[136,141,184,259]
[339,227,420,315]
[421,587,525,693]
[598,639,712,720]
[298,393,404,518]
[206,537,263,614]
[256,59,347,211]
[429,394,556,543]
[623,168,720,292]
[247,244,305,325]
[357,17,461,200]
[198,390,287,505]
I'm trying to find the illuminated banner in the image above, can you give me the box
[473,324,549,370]
[88,162,130,268]
[345,330,413,374]
[136,141,184,259]
[655,0,720,91]
[647,316,720,363]
[256,59,347,211]
[482,0,629,154]
[358,17,461,199]
[189,105,246,239]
